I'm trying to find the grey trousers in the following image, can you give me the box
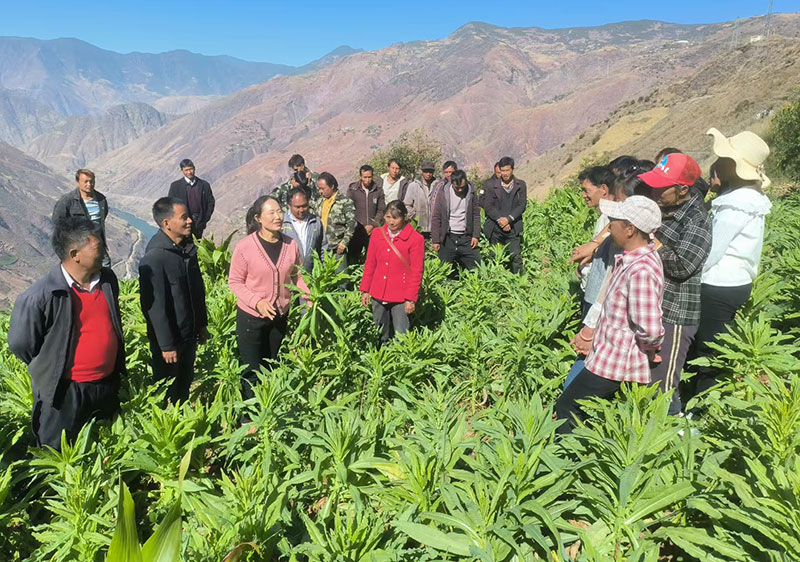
[371,299,409,346]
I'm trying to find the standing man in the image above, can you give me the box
[638,153,711,415]
[482,156,528,273]
[272,154,320,209]
[380,159,413,203]
[346,165,385,263]
[313,172,357,271]
[555,196,665,433]
[168,159,215,239]
[416,161,437,238]
[478,162,502,208]
[138,197,208,404]
[53,169,111,267]
[9,217,125,450]
[430,169,482,270]
[429,160,457,207]
[282,188,324,272]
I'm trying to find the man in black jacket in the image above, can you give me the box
[138,197,208,404]
[52,169,111,267]
[9,217,125,450]
[168,159,215,239]
[483,156,528,273]
[430,169,482,271]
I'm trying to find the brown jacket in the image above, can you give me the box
[347,179,385,227]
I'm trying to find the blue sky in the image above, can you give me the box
[0,0,792,66]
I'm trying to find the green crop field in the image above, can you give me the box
[0,185,798,562]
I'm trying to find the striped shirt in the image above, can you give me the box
[585,243,665,384]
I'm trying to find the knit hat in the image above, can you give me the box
[707,127,771,189]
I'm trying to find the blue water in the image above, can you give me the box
[112,209,158,240]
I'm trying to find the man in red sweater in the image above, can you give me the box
[9,217,125,450]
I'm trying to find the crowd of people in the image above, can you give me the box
[7,125,773,448]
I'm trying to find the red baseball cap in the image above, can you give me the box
[638,153,702,189]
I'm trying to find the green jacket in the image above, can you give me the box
[271,170,320,210]
[313,192,357,249]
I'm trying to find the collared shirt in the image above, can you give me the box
[61,266,101,292]
[657,194,712,325]
[289,213,310,255]
[184,176,196,186]
[585,243,665,384]
[501,180,513,194]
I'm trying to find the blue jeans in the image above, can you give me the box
[564,357,585,389]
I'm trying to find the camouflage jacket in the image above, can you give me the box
[312,192,357,249]
[271,169,320,210]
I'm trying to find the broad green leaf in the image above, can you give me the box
[393,521,471,556]
[141,497,182,562]
[107,478,143,562]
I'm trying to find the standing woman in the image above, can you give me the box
[359,200,425,346]
[689,128,772,399]
[229,195,308,398]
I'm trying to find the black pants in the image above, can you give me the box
[150,339,197,404]
[555,367,622,434]
[33,377,119,451]
[438,233,481,270]
[488,231,523,273]
[236,309,288,399]
[347,223,369,264]
[371,299,410,347]
[687,283,752,398]
[649,322,697,415]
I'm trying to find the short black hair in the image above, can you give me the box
[51,216,102,262]
[179,159,194,169]
[450,169,468,185]
[607,155,638,175]
[655,147,682,163]
[443,160,457,171]
[578,166,615,189]
[75,168,95,182]
[387,158,402,169]
[385,200,408,219]
[317,171,338,190]
[288,188,309,204]
[359,164,374,175]
[612,173,648,199]
[152,197,185,226]
[288,154,305,168]
[498,156,515,169]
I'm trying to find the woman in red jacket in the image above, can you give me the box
[359,200,425,346]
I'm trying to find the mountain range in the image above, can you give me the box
[0,14,798,304]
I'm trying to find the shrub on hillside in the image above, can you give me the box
[768,93,800,184]
[362,129,443,181]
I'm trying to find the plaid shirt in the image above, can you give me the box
[656,194,712,325]
[585,244,665,384]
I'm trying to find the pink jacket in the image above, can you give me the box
[228,232,308,317]
[359,223,425,303]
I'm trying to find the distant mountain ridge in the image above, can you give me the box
[0,37,362,116]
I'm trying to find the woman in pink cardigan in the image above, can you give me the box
[229,195,307,398]
[359,200,425,347]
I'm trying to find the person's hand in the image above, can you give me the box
[255,299,277,319]
[305,171,312,182]
[470,237,479,249]
[569,242,597,266]
[337,243,347,255]
[360,292,371,307]
[569,326,594,355]
[497,217,509,228]
[198,326,209,345]
[432,243,441,252]
[404,301,416,314]
[365,224,374,234]
[162,350,178,364]
[502,224,512,233]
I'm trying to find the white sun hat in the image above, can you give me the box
[707,127,771,189]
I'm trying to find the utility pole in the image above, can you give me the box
[731,18,740,49]
[765,0,775,39]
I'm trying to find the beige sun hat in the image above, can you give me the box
[707,127,771,188]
